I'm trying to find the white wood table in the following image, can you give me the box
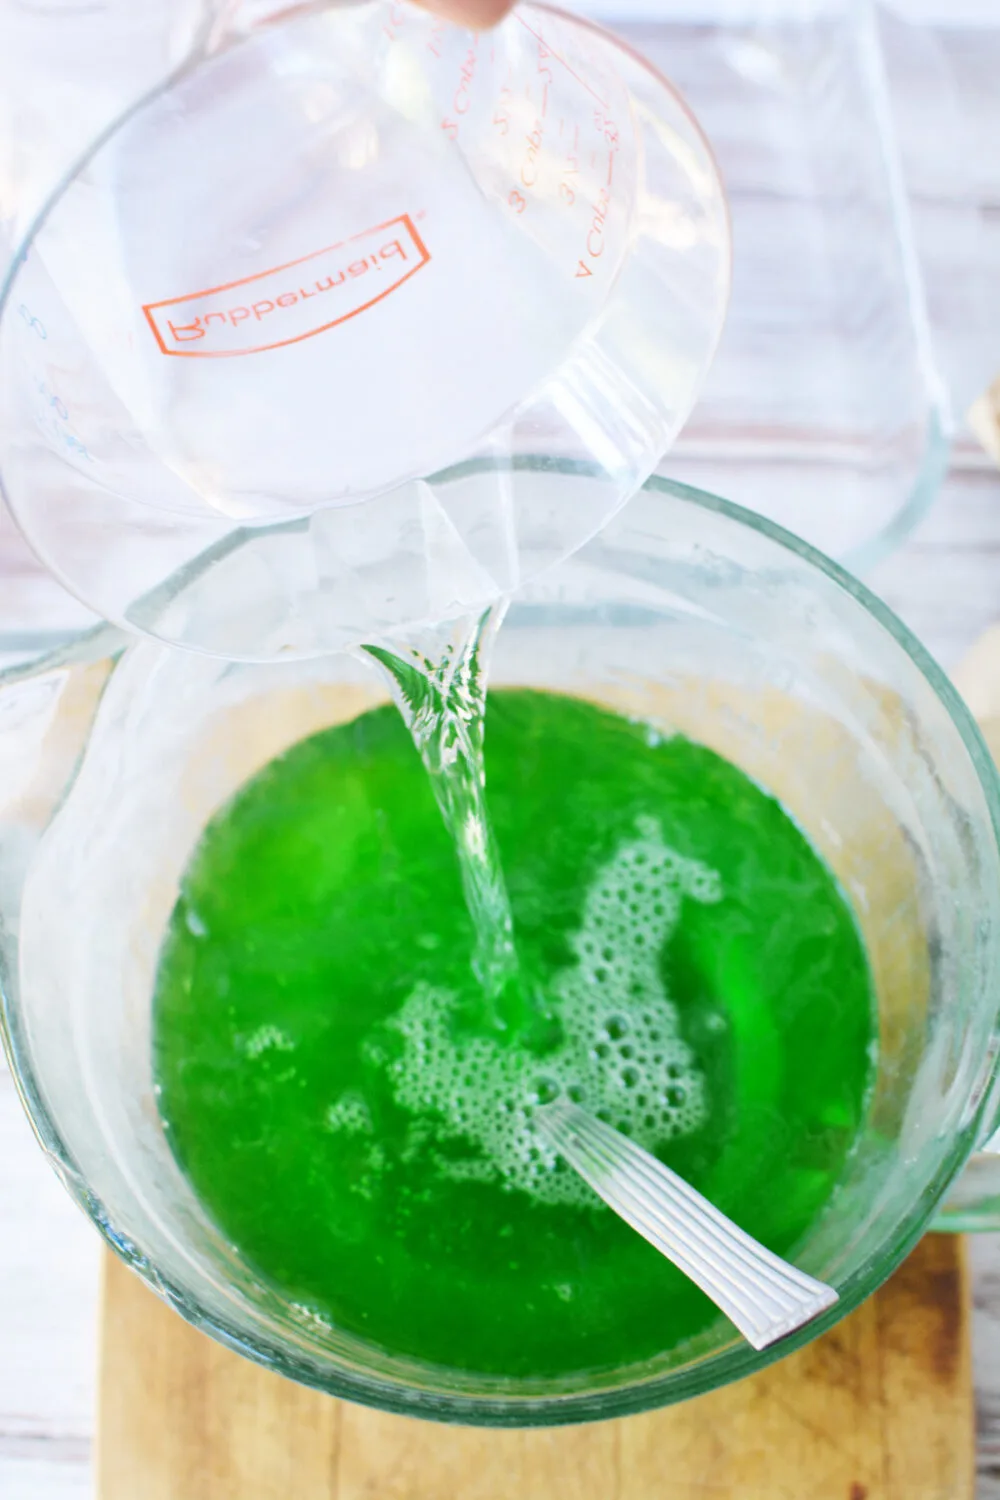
[2,6,1000,1496]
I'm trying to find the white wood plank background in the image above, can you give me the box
[2,4,1000,1497]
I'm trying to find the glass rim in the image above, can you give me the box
[0,0,733,305]
[2,462,1000,1424]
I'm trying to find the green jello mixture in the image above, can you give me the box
[153,690,874,1378]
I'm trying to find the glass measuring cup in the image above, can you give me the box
[2,463,1000,1423]
[0,0,210,262]
[0,0,730,660]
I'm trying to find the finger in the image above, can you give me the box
[411,0,516,31]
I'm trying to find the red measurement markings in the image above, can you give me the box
[594,107,620,148]
[426,16,447,58]
[454,39,478,115]
[520,120,544,188]
[586,187,609,259]
[516,13,608,110]
[493,84,512,135]
[442,37,478,136]
[559,124,580,207]
[576,119,616,278]
[536,38,553,119]
[382,2,405,42]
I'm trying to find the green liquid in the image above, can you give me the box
[153,690,874,1378]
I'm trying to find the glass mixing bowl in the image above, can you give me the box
[2,465,1000,1424]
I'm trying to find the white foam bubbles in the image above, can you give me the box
[324,817,722,1209]
[325,1091,373,1135]
[242,1024,295,1059]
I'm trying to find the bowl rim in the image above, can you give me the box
[2,461,1000,1425]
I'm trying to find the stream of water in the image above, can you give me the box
[362,603,534,1037]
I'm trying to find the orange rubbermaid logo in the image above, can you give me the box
[142,214,430,358]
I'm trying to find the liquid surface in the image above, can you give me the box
[154,691,874,1378]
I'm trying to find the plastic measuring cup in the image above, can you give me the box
[0,0,209,263]
[0,0,730,660]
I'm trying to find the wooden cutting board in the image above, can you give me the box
[97,1232,972,1500]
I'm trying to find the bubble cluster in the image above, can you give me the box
[325,1091,373,1135]
[290,1301,333,1333]
[242,1024,295,1059]
[326,817,722,1209]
